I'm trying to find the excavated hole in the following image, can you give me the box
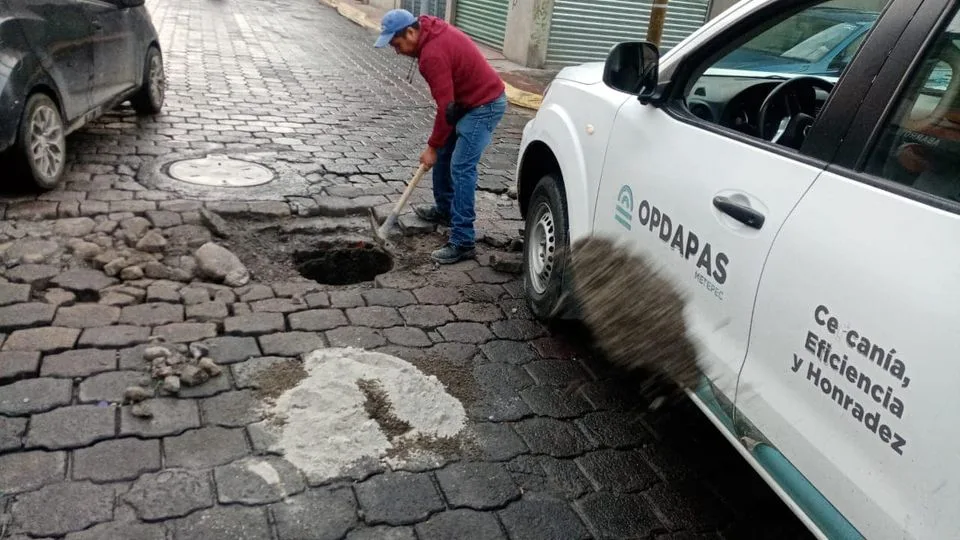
[293,243,394,285]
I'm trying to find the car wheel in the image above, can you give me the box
[523,173,570,320]
[131,46,164,115]
[14,93,66,190]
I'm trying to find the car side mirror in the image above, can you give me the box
[603,41,660,98]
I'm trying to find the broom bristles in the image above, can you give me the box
[568,235,703,393]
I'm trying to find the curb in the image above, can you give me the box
[319,0,542,111]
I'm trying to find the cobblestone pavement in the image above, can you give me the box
[0,0,816,538]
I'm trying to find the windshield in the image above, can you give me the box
[780,22,862,62]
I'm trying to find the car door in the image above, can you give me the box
[592,0,898,404]
[10,0,96,120]
[80,0,139,107]
[735,0,960,537]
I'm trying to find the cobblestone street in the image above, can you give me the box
[0,0,815,538]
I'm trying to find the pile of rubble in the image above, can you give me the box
[123,342,223,417]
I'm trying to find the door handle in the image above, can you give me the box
[713,195,765,229]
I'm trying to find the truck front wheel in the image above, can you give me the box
[523,173,569,320]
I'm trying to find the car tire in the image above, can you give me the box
[13,93,66,191]
[131,46,164,115]
[523,173,570,320]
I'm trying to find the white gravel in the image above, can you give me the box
[258,347,467,483]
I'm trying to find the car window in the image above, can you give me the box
[680,0,888,146]
[862,9,960,205]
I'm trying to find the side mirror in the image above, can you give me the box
[603,41,660,97]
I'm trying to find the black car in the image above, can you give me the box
[0,0,165,189]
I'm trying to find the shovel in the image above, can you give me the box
[374,163,429,243]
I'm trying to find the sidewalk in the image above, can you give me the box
[318,0,554,110]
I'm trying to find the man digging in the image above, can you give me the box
[375,8,507,264]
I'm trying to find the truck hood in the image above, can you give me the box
[553,62,605,85]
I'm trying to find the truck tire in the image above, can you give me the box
[523,173,570,320]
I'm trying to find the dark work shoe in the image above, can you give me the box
[414,205,451,227]
[431,243,476,264]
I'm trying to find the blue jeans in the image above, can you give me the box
[432,92,508,249]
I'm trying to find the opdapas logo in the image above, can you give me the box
[636,199,729,286]
[615,185,633,230]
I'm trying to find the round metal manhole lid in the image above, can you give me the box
[167,156,274,187]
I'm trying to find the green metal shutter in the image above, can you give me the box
[454,0,510,49]
[545,0,711,68]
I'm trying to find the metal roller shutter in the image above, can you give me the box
[545,0,710,68]
[454,0,510,49]
[400,0,446,19]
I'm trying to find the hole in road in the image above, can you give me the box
[293,242,393,285]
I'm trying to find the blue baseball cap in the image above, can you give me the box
[374,9,418,48]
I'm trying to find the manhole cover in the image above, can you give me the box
[294,242,393,285]
[168,156,275,187]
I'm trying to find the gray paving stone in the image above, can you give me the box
[0,351,41,379]
[237,284,274,302]
[224,312,285,335]
[329,290,364,308]
[123,469,214,521]
[4,327,80,352]
[64,520,166,540]
[79,370,149,403]
[468,422,529,461]
[437,322,494,343]
[272,281,325,298]
[498,497,590,540]
[0,378,72,415]
[468,266,514,284]
[524,360,591,387]
[412,286,462,305]
[0,416,26,450]
[200,390,265,427]
[6,263,60,289]
[415,509,506,540]
[214,456,305,504]
[51,269,118,293]
[73,438,161,482]
[481,340,538,365]
[398,305,455,328]
[288,308,348,331]
[355,472,444,526]
[10,481,115,537]
[259,331,326,356]
[196,335,261,364]
[168,505,271,540]
[0,282,31,306]
[53,304,122,328]
[176,370,232,398]
[146,209,182,228]
[179,286,211,304]
[304,291,331,308]
[42,348,117,377]
[232,356,299,389]
[165,426,250,468]
[574,493,664,539]
[0,302,55,331]
[346,526,416,540]
[326,326,386,348]
[346,306,403,328]
[490,320,547,341]
[383,326,432,347]
[435,462,521,510]
[576,450,659,493]
[642,481,728,531]
[185,301,229,321]
[576,411,651,449]
[120,302,185,326]
[152,322,218,343]
[375,271,428,290]
[362,289,416,307]
[120,398,201,437]
[250,297,308,313]
[270,487,358,540]
[78,325,150,348]
[513,418,595,458]
[147,282,183,302]
[520,386,593,419]
[450,302,504,322]
[27,404,117,449]
[0,449,66,493]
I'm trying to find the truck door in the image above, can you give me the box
[735,2,960,538]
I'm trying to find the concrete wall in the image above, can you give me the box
[369,0,399,9]
[502,0,554,68]
[707,0,739,20]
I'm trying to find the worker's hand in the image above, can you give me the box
[419,146,437,170]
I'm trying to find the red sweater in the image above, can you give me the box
[416,15,505,149]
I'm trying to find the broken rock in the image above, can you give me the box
[162,375,181,394]
[136,231,168,253]
[194,242,250,286]
[198,357,222,377]
[124,386,152,403]
[179,365,209,387]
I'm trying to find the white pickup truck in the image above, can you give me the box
[514,0,960,538]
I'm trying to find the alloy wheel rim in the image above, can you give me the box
[528,203,556,295]
[28,104,64,181]
[149,54,165,107]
